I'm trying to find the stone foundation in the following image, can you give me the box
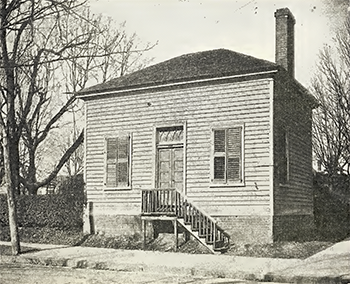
[84,210,143,237]
[214,215,273,244]
[83,204,315,244]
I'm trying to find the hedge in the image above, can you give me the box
[0,194,84,229]
[313,173,350,241]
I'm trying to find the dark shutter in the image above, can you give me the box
[106,135,130,188]
[106,138,118,187]
[213,130,226,181]
[116,136,130,186]
[227,127,242,182]
[214,157,225,179]
[214,130,226,152]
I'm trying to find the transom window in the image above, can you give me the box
[212,126,244,184]
[157,126,184,145]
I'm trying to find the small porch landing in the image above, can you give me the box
[141,189,230,254]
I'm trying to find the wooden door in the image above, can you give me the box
[157,147,183,192]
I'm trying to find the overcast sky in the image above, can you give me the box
[88,0,348,88]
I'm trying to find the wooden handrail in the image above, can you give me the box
[141,188,230,251]
[142,188,220,226]
[178,193,225,232]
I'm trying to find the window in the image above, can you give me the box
[212,126,244,184]
[105,135,131,189]
[279,129,289,184]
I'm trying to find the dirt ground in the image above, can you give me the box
[0,226,334,259]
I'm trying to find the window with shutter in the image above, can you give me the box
[279,129,289,184]
[212,126,243,185]
[105,135,131,189]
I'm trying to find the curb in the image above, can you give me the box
[21,253,350,284]
[24,256,145,272]
[264,273,350,284]
[2,241,349,284]
[21,254,265,281]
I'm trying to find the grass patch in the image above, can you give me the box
[0,226,84,246]
[79,233,335,259]
[80,233,143,250]
[0,226,335,259]
[0,245,40,256]
[226,241,334,259]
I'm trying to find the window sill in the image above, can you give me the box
[210,182,245,188]
[104,187,132,191]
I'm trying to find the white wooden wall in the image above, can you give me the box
[84,78,274,216]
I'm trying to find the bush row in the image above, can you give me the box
[0,194,84,229]
[313,173,350,241]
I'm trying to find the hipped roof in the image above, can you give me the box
[78,48,280,96]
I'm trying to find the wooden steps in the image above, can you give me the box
[141,188,230,254]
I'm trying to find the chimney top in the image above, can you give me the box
[274,8,296,24]
[275,8,295,78]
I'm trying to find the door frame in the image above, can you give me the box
[152,122,187,194]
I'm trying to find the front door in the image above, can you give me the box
[157,147,183,192]
[156,126,184,192]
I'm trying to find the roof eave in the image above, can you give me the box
[77,69,279,100]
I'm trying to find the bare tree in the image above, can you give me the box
[9,2,90,195]
[0,0,156,254]
[312,14,350,189]
[0,0,88,256]
[19,6,155,195]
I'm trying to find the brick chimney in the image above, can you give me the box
[275,8,295,78]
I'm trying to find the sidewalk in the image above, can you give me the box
[265,240,350,284]
[1,240,349,283]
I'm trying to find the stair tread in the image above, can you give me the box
[175,208,230,255]
[213,246,229,253]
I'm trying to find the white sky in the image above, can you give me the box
[88,0,346,88]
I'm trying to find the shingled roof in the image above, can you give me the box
[79,49,279,95]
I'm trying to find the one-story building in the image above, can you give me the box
[78,8,316,252]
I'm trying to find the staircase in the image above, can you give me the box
[141,189,230,254]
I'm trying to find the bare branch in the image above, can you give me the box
[31,129,84,189]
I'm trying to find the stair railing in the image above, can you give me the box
[141,188,230,251]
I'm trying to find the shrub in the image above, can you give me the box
[313,172,350,241]
[0,193,84,230]
[56,174,85,203]
[0,194,8,226]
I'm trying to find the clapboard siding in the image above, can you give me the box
[85,78,273,216]
[86,93,269,114]
[273,78,313,215]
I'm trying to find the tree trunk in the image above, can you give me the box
[9,138,20,195]
[27,147,38,195]
[2,128,20,255]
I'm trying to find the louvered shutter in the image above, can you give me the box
[213,130,226,180]
[212,127,243,183]
[214,130,226,152]
[227,127,242,182]
[105,135,130,188]
[106,138,118,187]
[116,135,130,187]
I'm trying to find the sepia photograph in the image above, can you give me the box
[0,0,349,283]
